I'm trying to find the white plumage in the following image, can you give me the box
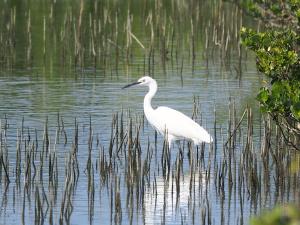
[123,76,213,147]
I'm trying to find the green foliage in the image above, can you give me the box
[243,0,300,20]
[241,0,300,149]
[250,205,300,225]
[241,26,300,121]
[257,81,300,120]
[241,28,299,80]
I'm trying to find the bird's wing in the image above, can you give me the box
[154,106,212,143]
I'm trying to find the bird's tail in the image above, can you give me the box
[200,132,214,143]
[207,135,213,143]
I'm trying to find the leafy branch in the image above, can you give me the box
[240,0,300,150]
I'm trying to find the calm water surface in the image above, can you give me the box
[0,61,261,225]
[0,1,295,225]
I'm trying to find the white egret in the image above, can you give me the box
[122,76,213,147]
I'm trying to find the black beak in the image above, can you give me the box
[122,81,141,89]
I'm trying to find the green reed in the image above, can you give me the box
[0,0,248,78]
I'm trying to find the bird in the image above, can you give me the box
[122,76,213,148]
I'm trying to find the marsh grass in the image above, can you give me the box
[0,0,248,78]
[0,101,299,224]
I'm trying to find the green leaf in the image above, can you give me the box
[271,82,283,98]
[291,102,300,120]
[257,88,269,103]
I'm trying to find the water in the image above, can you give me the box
[0,62,259,225]
[0,1,298,225]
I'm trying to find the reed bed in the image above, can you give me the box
[0,103,299,225]
[0,0,248,77]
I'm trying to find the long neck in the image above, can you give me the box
[144,81,157,115]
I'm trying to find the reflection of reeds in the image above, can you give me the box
[0,0,249,75]
[59,120,80,224]
[0,102,299,224]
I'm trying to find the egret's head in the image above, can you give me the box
[122,76,155,89]
[137,76,154,86]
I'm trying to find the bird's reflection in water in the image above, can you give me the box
[143,169,211,225]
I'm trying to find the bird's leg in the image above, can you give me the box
[167,135,174,150]
[187,141,194,164]
[168,139,172,150]
[175,140,183,156]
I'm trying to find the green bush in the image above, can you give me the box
[240,0,300,149]
[250,205,300,225]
